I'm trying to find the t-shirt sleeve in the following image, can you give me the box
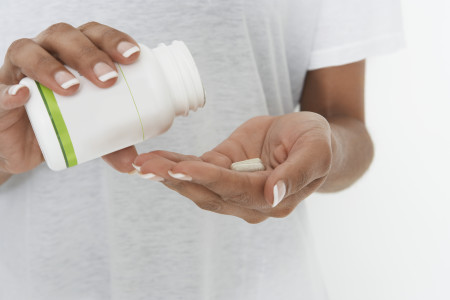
[308,0,405,70]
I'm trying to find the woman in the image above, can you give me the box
[0,0,403,299]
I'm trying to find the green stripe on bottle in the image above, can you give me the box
[118,64,145,141]
[35,82,78,168]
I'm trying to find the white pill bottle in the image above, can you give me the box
[20,41,205,171]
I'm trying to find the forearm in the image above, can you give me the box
[318,116,374,192]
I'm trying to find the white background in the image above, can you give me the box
[306,0,450,299]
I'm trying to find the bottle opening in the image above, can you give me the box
[152,41,206,116]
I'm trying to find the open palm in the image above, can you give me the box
[133,112,333,223]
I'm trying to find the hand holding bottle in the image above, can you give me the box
[0,21,141,182]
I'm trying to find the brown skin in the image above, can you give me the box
[0,22,140,185]
[301,60,373,192]
[0,22,373,225]
[133,60,374,223]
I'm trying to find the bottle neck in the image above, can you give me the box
[152,41,206,116]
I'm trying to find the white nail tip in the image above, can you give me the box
[8,84,27,96]
[272,181,286,207]
[60,78,80,89]
[168,170,192,181]
[139,172,155,179]
[139,172,164,181]
[122,46,140,58]
[132,163,141,172]
[98,71,119,82]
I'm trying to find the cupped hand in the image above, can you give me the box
[133,112,333,223]
[0,21,140,175]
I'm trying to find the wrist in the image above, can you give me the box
[318,116,374,193]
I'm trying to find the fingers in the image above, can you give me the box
[34,22,118,88]
[134,150,201,166]
[136,152,179,180]
[135,151,267,223]
[163,179,266,223]
[101,145,138,173]
[169,160,271,210]
[4,22,141,96]
[209,139,252,163]
[6,38,80,96]
[133,151,272,223]
[135,152,270,209]
[78,21,141,63]
[0,83,30,116]
[0,22,143,176]
[200,150,233,168]
[264,139,332,207]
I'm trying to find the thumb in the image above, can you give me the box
[264,142,331,208]
[101,145,138,173]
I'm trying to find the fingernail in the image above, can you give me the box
[128,169,138,175]
[8,84,27,96]
[139,172,164,182]
[272,180,286,207]
[93,62,118,82]
[132,163,141,172]
[168,170,192,181]
[54,71,80,89]
[117,41,140,58]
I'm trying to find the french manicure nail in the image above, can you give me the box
[168,170,192,181]
[151,176,165,182]
[132,163,141,172]
[93,62,118,82]
[272,180,286,208]
[8,84,27,96]
[117,41,140,58]
[54,71,80,89]
[128,169,138,175]
[139,172,164,182]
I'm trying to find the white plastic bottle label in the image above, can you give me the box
[24,64,144,168]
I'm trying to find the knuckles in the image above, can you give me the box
[44,22,74,36]
[79,22,122,45]
[7,38,33,58]
[224,191,253,207]
[196,200,223,213]
[34,22,75,46]
[78,21,101,32]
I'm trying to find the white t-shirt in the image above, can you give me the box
[0,0,403,299]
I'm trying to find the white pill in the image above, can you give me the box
[231,158,265,172]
